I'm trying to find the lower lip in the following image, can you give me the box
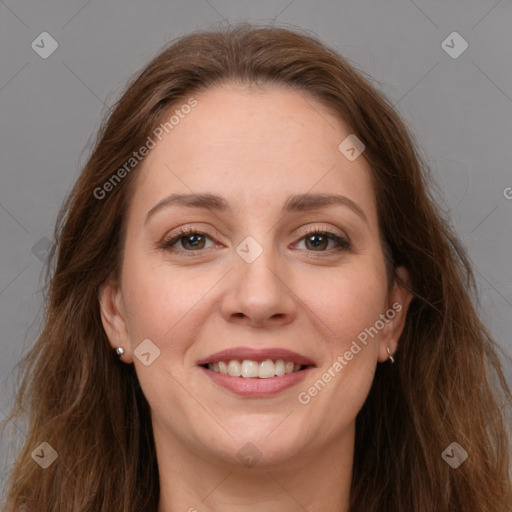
[199,366,313,398]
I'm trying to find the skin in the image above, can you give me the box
[99,83,412,512]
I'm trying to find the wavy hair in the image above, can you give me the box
[2,24,511,511]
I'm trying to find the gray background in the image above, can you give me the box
[1,0,511,494]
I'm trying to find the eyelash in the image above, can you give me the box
[158,226,351,254]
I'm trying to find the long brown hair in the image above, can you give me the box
[2,24,511,511]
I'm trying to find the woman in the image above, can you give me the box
[1,25,511,511]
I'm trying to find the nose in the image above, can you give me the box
[220,242,297,328]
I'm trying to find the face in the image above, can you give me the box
[99,83,411,468]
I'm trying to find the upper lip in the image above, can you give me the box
[196,346,316,366]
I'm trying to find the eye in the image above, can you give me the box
[159,228,216,251]
[295,229,351,252]
[158,227,351,254]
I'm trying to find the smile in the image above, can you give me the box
[203,359,305,378]
[197,347,316,397]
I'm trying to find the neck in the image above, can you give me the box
[155,423,354,512]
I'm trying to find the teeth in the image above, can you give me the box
[275,359,285,376]
[258,360,275,378]
[241,360,259,378]
[207,359,305,378]
[227,360,241,377]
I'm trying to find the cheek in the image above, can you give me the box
[294,264,386,413]
[120,252,219,353]
[119,250,172,341]
[303,264,388,348]
[296,274,384,432]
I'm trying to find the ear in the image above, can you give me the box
[98,276,133,364]
[377,266,413,363]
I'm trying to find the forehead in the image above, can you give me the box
[128,83,377,223]
[155,83,350,163]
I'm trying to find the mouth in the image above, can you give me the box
[196,347,315,397]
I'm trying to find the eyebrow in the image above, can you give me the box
[145,192,368,224]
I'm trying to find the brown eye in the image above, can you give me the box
[180,234,206,250]
[305,233,329,251]
[160,230,215,251]
[297,230,351,252]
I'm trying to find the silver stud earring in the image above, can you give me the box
[115,347,125,358]
[387,347,395,364]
